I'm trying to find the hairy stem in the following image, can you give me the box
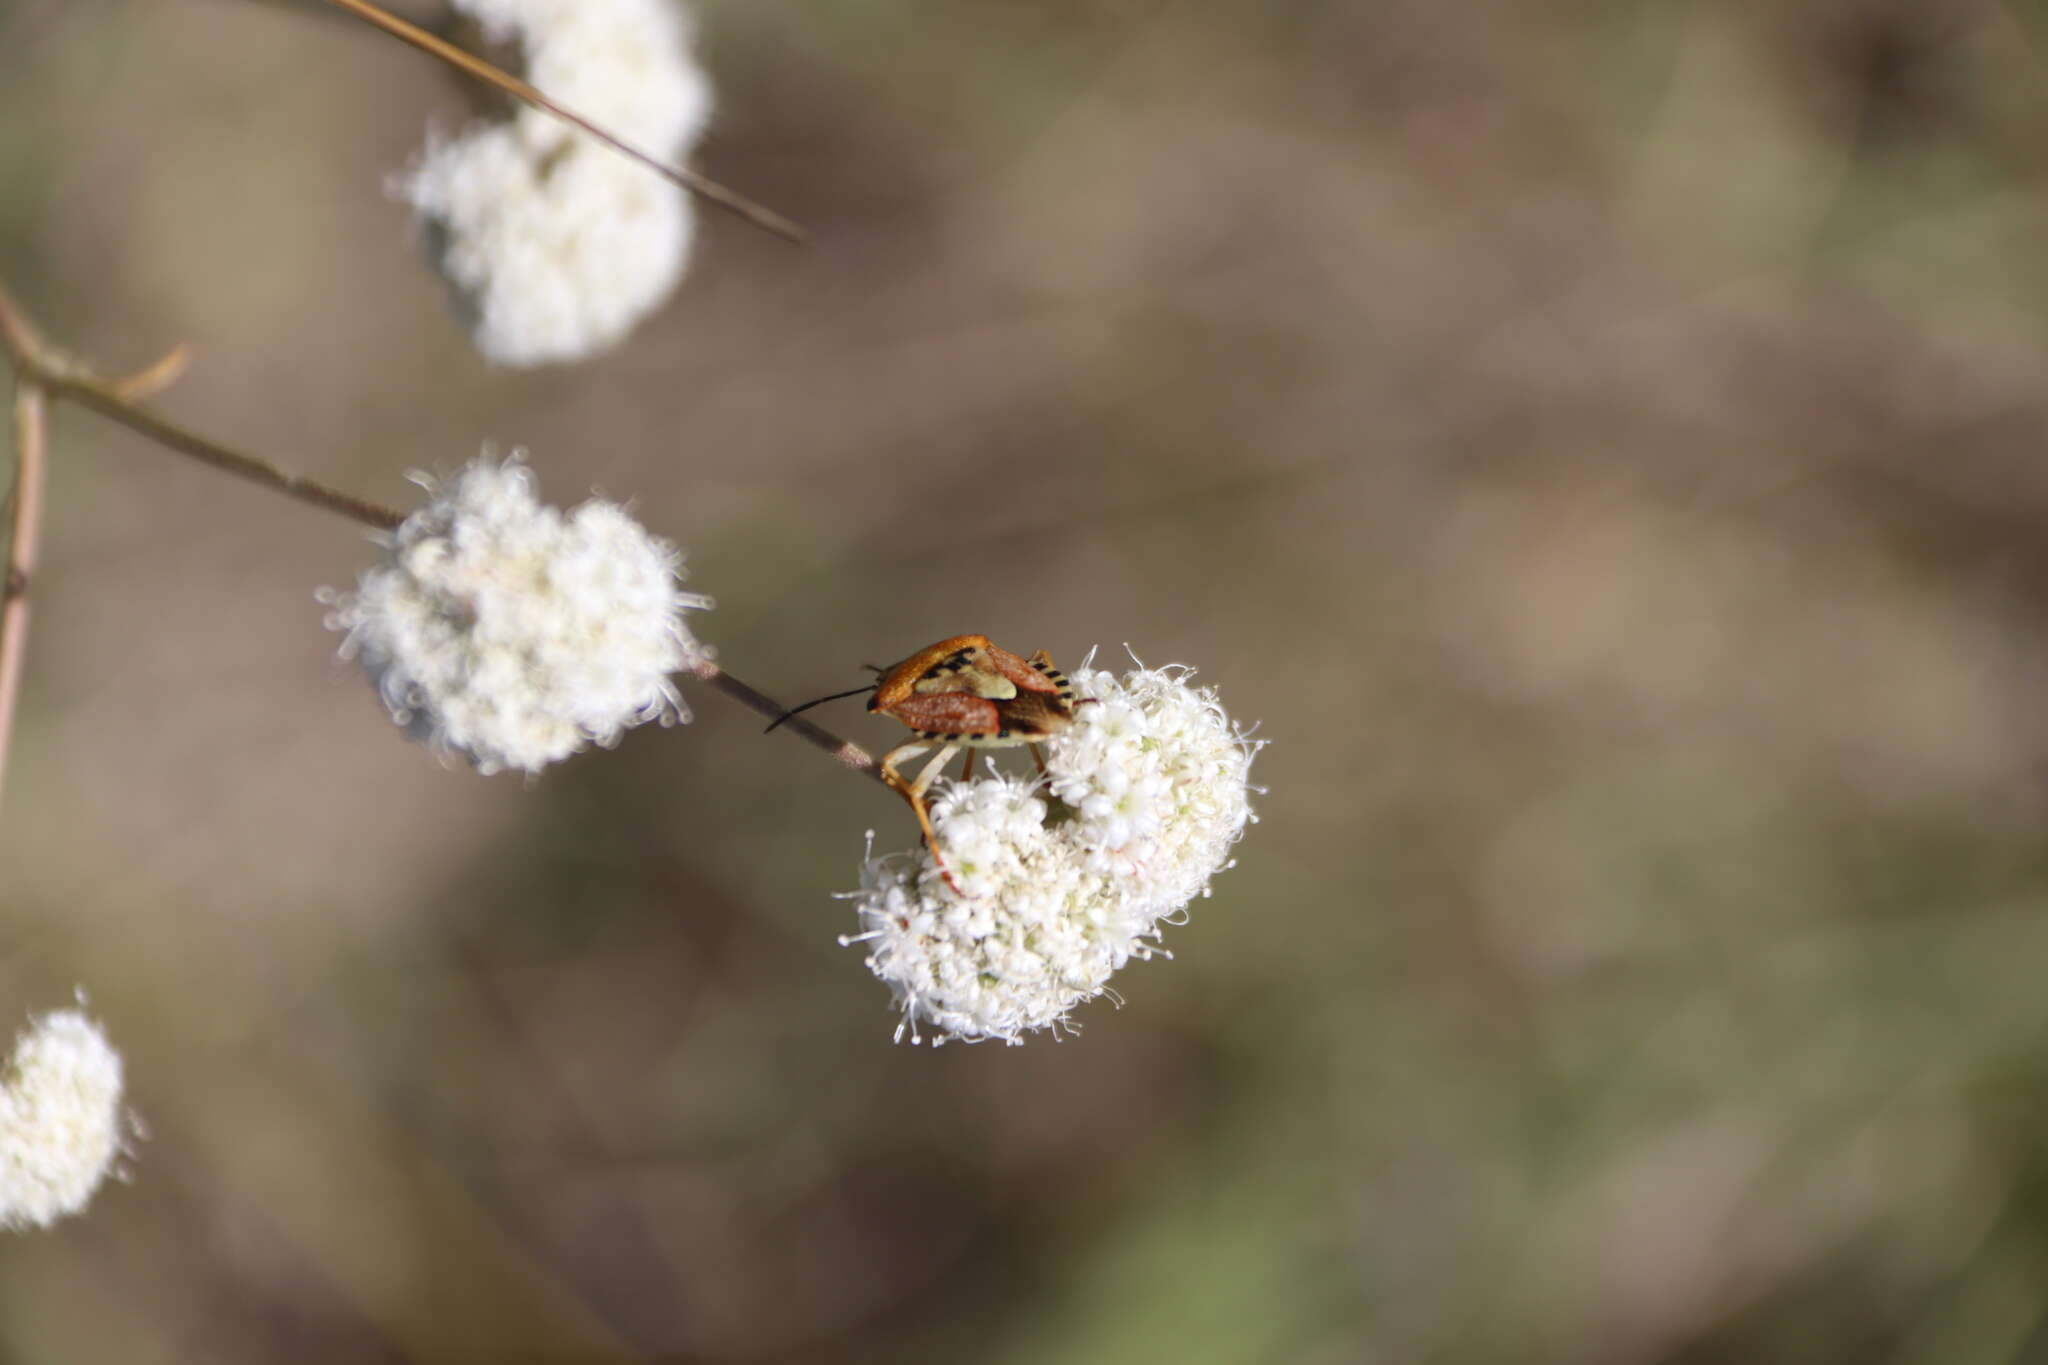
[320,0,807,244]
[0,379,48,814]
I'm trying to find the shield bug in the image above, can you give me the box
[768,635,1084,894]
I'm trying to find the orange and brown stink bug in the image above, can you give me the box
[768,635,1084,894]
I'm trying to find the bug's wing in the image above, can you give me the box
[874,635,994,708]
[991,689,1074,740]
[886,692,1005,740]
[985,644,1062,695]
[910,644,1019,701]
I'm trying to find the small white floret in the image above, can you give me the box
[325,453,712,775]
[1,1011,129,1231]
[842,655,1262,1045]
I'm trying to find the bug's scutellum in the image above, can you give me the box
[769,635,1086,894]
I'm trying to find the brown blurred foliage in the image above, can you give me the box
[7,0,2048,1360]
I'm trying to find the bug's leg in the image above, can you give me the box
[1029,742,1049,778]
[957,748,978,782]
[884,741,968,896]
[910,744,956,796]
[910,795,965,897]
[879,740,931,799]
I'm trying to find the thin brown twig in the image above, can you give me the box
[0,274,39,364]
[320,0,807,244]
[690,660,885,787]
[0,279,403,531]
[0,378,48,814]
[0,276,888,801]
[109,342,189,401]
[52,378,404,531]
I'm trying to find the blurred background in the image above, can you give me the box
[5,0,2048,1359]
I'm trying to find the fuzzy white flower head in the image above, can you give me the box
[1,1010,129,1231]
[845,777,1167,1046]
[404,128,694,368]
[843,655,1261,1045]
[1046,661,1260,912]
[326,453,711,775]
[395,0,712,366]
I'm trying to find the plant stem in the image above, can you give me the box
[52,376,403,531]
[0,379,48,815]
[0,275,39,366]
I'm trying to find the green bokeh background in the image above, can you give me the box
[7,1,2048,1360]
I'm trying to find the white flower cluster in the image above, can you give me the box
[1,1010,128,1231]
[396,0,713,365]
[1045,663,1260,914]
[326,454,711,774]
[844,660,1261,1045]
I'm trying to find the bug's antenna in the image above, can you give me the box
[764,685,874,733]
